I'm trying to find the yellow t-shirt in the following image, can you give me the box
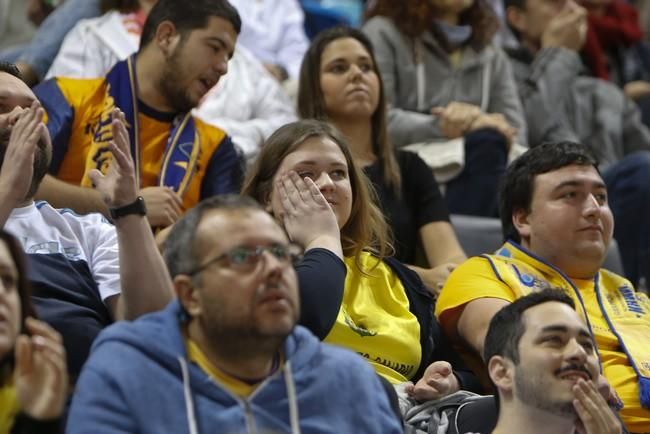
[0,382,19,434]
[324,252,422,384]
[185,337,284,398]
[435,242,650,432]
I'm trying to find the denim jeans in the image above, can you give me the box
[445,128,508,217]
[0,0,101,80]
[603,151,650,287]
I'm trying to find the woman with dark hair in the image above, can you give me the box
[298,26,466,294]
[363,0,527,217]
[0,230,67,434]
[242,119,481,408]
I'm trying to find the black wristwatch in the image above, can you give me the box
[109,196,147,220]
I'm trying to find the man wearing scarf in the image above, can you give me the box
[33,0,243,228]
[436,142,650,433]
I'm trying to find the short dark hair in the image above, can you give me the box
[483,289,576,365]
[502,0,527,40]
[163,194,262,278]
[0,62,22,80]
[99,0,140,13]
[499,141,599,243]
[139,0,241,50]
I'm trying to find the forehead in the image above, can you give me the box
[532,164,604,195]
[522,301,589,338]
[280,136,348,169]
[0,72,36,113]
[184,15,237,52]
[321,37,372,64]
[196,209,287,253]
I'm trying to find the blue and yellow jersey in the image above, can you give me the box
[34,71,242,212]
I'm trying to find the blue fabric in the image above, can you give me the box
[67,300,403,434]
[17,0,101,80]
[603,151,650,288]
[445,128,508,217]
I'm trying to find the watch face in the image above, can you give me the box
[110,197,147,220]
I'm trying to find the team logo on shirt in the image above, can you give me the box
[343,310,377,337]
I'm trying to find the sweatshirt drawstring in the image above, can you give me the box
[178,356,199,434]
[480,57,491,113]
[283,360,301,434]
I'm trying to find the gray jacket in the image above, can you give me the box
[363,16,527,148]
[506,46,650,169]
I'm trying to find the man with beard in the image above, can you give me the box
[0,61,173,382]
[436,141,650,432]
[33,0,243,228]
[66,195,403,434]
[484,289,622,434]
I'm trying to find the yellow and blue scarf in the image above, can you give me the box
[83,55,201,196]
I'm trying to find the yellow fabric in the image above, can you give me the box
[185,337,256,397]
[49,77,227,212]
[449,49,463,69]
[435,241,650,432]
[0,382,19,434]
[185,336,285,398]
[324,252,422,384]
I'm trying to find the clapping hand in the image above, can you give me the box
[14,317,68,421]
[573,378,622,434]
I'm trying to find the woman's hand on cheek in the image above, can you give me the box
[277,171,343,259]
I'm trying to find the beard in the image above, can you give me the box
[514,367,577,418]
[27,138,51,200]
[198,294,298,361]
[158,46,198,114]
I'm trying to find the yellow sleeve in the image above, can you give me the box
[435,256,518,326]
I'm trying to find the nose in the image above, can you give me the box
[349,63,363,81]
[213,54,229,77]
[583,194,602,219]
[259,249,287,281]
[565,338,588,365]
[314,172,335,192]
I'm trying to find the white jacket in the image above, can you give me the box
[46,11,297,159]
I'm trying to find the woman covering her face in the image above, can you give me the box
[0,230,68,434]
[242,119,481,408]
[363,0,528,217]
[297,25,467,295]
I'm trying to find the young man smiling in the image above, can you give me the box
[436,141,650,432]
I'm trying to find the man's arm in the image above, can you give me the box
[456,298,510,357]
[92,110,173,320]
[36,174,109,217]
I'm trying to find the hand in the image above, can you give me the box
[137,187,182,228]
[0,101,47,205]
[14,317,68,420]
[468,112,517,146]
[432,102,482,139]
[418,263,457,297]
[541,1,587,51]
[573,378,622,434]
[596,374,623,410]
[404,361,460,402]
[89,109,138,209]
[264,63,288,82]
[623,80,650,101]
[277,171,341,252]
[0,106,26,129]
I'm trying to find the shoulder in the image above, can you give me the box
[363,16,399,39]
[36,76,107,108]
[193,117,228,142]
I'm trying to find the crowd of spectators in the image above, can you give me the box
[0,0,649,433]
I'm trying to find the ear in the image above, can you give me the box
[174,275,202,318]
[512,207,531,241]
[154,20,181,57]
[488,355,515,395]
[505,5,526,34]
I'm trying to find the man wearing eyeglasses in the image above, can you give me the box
[66,194,403,434]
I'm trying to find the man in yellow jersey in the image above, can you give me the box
[484,289,623,434]
[436,141,650,433]
[33,0,244,228]
[66,195,403,433]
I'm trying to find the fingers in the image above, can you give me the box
[573,379,622,434]
[14,335,33,378]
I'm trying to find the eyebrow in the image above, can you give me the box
[552,180,607,192]
[294,160,347,168]
[205,37,234,56]
[540,324,592,339]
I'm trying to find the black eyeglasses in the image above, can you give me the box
[187,243,304,275]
